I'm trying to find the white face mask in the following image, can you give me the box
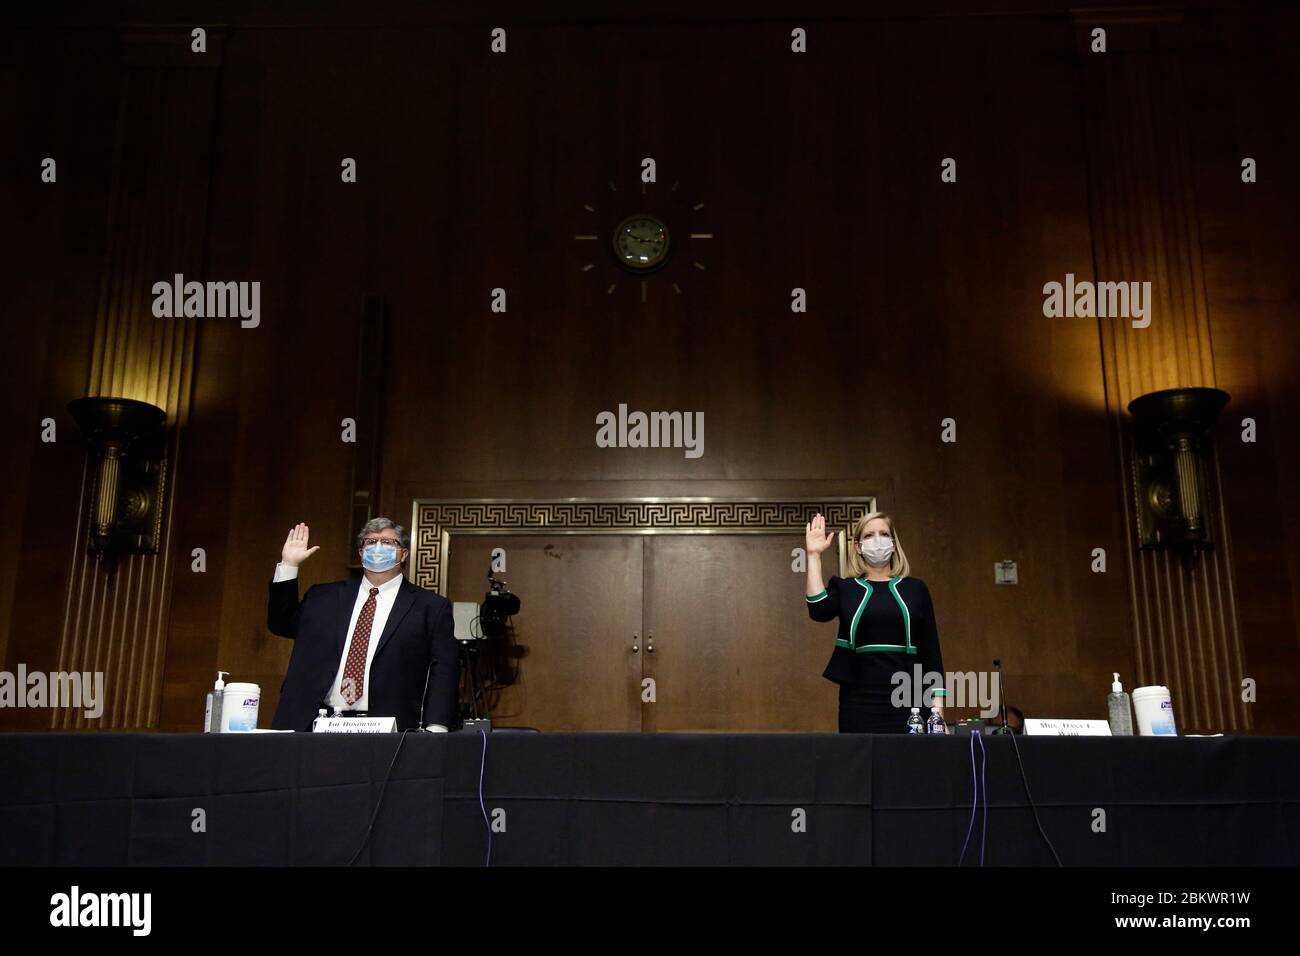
[860,536,895,566]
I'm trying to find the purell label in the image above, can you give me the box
[1152,702,1177,734]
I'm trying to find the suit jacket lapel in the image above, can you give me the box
[373,578,416,661]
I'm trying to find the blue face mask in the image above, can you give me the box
[361,542,401,572]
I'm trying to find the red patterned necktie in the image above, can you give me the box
[340,587,379,705]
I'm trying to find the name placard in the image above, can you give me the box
[311,716,399,734]
[1024,718,1113,736]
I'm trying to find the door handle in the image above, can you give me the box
[631,634,639,653]
[645,632,654,653]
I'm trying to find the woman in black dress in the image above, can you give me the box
[804,511,947,733]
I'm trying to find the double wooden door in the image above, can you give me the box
[445,534,840,731]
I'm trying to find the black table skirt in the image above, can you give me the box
[1,732,1297,865]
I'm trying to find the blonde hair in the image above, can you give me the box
[843,511,911,580]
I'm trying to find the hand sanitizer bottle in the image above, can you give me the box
[906,707,924,734]
[204,671,229,734]
[1107,672,1133,736]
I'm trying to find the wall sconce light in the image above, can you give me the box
[67,397,168,555]
[1127,387,1230,556]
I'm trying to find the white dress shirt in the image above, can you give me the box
[273,563,447,730]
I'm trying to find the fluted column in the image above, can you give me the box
[55,24,224,728]
[1074,8,1247,733]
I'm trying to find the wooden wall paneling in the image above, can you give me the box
[7,3,1295,737]
[643,534,843,732]
[346,294,388,569]
[1179,6,1300,734]
[0,28,119,725]
[444,534,644,731]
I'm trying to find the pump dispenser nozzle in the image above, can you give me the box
[205,672,231,734]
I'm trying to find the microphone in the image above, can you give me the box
[992,658,1010,734]
[415,640,437,731]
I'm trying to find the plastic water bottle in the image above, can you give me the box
[926,710,946,734]
[906,707,924,734]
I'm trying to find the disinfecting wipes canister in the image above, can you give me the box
[220,682,261,732]
[1132,685,1177,736]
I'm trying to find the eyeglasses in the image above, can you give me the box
[361,538,406,550]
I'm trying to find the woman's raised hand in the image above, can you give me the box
[805,513,836,555]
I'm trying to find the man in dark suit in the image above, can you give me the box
[268,518,460,731]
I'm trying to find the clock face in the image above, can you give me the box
[612,214,670,272]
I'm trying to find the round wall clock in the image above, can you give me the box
[574,178,713,303]
[612,214,671,273]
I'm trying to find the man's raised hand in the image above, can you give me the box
[281,522,321,567]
